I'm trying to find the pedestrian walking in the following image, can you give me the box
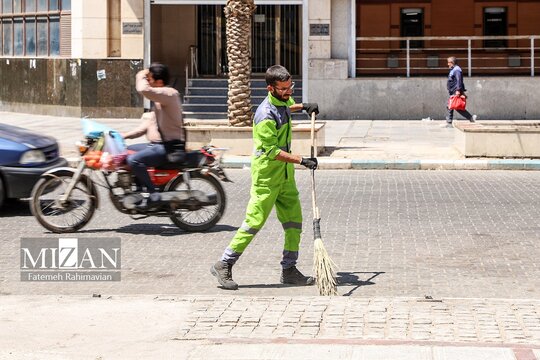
[211,65,319,290]
[442,56,477,128]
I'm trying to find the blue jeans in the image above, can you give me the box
[126,143,167,193]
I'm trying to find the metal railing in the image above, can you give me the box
[184,45,199,98]
[355,35,540,77]
[189,45,199,78]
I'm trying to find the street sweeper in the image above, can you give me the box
[211,65,319,290]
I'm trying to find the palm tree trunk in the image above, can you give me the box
[225,0,255,127]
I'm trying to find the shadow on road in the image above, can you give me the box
[231,271,385,295]
[0,199,32,217]
[39,223,238,236]
[319,145,372,156]
[337,271,385,296]
[237,283,293,289]
[115,223,238,236]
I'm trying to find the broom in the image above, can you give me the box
[310,111,338,296]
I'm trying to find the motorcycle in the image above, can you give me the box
[30,130,230,234]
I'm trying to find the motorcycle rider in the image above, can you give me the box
[122,63,185,209]
[211,65,319,290]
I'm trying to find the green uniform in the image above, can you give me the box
[221,92,303,269]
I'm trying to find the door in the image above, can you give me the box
[251,5,277,73]
[279,5,302,76]
[197,5,301,76]
[197,5,224,76]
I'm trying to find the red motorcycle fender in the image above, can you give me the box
[40,167,100,209]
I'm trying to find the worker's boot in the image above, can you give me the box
[211,261,238,290]
[281,266,315,286]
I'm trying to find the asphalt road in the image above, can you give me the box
[1,169,539,299]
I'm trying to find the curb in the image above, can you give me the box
[222,158,540,171]
[66,157,540,171]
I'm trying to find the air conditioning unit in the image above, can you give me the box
[387,56,399,68]
[427,56,439,68]
[508,55,521,67]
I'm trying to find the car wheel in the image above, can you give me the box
[0,176,5,209]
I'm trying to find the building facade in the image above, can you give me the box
[0,0,145,117]
[355,0,540,76]
[0,0,539,119]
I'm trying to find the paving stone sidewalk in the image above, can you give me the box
[178,296,540,347]
[2,295,540,359]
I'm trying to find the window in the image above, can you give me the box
[25,17,36,55]
[3,0,13,13]
[484,7,507,48]
[14,0,22,12]
[49,15,58,55]
[62,0,69,11]
[14,17,23,55]
[1,0,69,56]
[3,19,13,55]
[37,16,47,55]
[401,8,424,49]
[25,0,36,12]
[37,0,46,11]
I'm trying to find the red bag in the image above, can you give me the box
[448,95,466,111]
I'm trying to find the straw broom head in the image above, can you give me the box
[309,112,337,296]
[313,219,338,296]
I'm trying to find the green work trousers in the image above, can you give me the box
[222,179,303,268]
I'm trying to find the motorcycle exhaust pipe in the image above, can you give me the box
[164,190,218,207]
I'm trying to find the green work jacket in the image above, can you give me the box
[251,92,296,186]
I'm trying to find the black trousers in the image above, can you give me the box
[446,95,473,123]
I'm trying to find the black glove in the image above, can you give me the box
[300,157,318,170]
[302,103,319,115]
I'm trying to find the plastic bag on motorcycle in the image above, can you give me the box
[102,132,128,171]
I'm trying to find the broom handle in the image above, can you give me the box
[310,111,315,158]
[310,112,320,220]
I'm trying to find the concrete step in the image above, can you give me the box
[184,77,304,119]
[187,88,228,96]
[184,104,310,114]
[184,104,228,113]
[183,111,308,120]
[184,112,228,120]
[187,87,303,98]
[188,78,302,88]
[184,95,268,105]
[184,104,283,113]
[183,96,304,112]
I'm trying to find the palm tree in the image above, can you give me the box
[224,0,255,127]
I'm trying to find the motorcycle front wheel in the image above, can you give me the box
[30,173,97,233]
[167,172,226,232]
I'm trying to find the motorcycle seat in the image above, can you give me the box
[158,151,205,170]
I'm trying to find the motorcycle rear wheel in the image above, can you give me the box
[167,172,226,232]
[30,174,97,233]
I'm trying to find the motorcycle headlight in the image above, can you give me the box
[76,141,89,155]
[19,150,46,164]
